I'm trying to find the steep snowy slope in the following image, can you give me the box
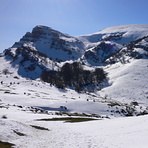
[100,59,148,106]
[3,47,60,79]
[12,25,85,62]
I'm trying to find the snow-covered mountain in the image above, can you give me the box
[12,25,85,62]
[0,24,148,148]
[3,24,148,78]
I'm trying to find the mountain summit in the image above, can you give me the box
[12,25,85,62]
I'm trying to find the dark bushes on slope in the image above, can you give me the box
[41,62,107,91]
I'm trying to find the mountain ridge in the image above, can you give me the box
[1,24,148,79]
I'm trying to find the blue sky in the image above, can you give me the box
[0,0,148,52]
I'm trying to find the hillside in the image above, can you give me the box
[0,24,148,147]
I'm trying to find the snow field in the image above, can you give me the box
[0,104,148,148]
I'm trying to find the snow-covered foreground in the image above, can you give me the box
[0,104,148,148]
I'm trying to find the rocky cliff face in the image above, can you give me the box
[81,41,122,65]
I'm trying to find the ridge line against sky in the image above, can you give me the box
[0,0,148,52]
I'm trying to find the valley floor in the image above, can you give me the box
[0,103,148,148]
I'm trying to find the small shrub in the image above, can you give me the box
[2,115,7,119]
[2,69,9,75]
[130,101,138,106]
[30,125,49,131]
[4,91,10,94]
[108,102,121,107]
[14,76,19,79]
[13,130,26,136]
